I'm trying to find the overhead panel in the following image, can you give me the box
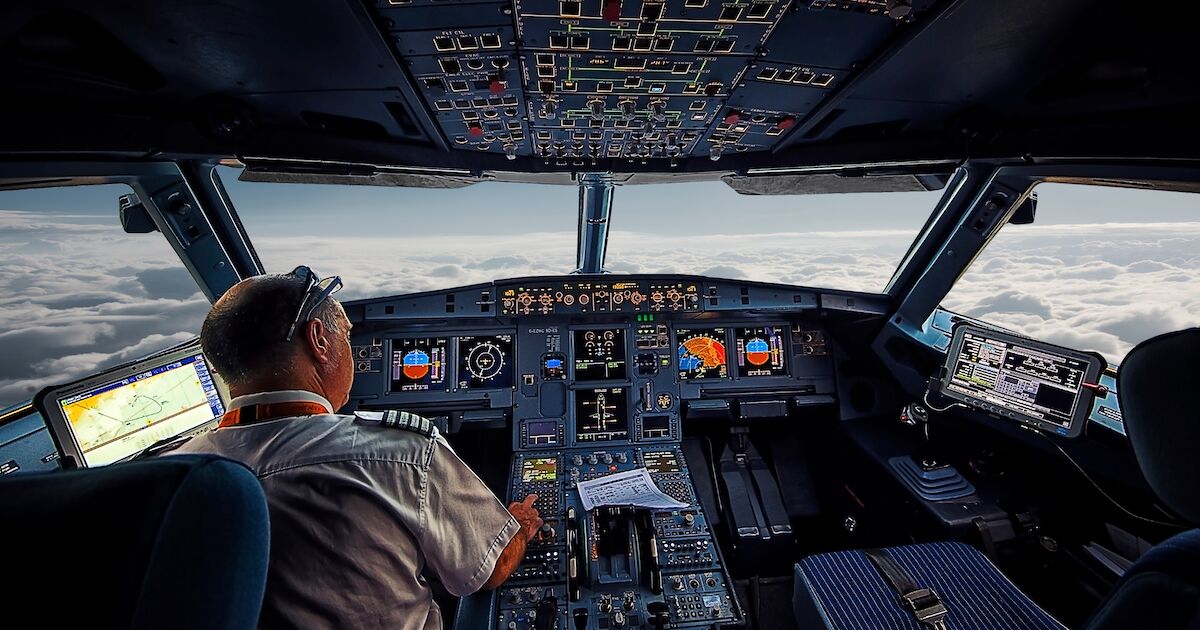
[368,0,931,165]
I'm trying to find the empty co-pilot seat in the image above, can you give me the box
[793,542,1064,630]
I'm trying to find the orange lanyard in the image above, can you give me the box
[217,401,330,428]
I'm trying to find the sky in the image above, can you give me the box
[0,172,1196,408]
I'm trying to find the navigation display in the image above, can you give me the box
[457,334,515,389]
[391,337,449,391]
[677,328,728,380]
[575,387,629,442]
[57,353,225,467]
[941,325,1103,437]
[734,326,788,378]
[573,328,627,381]
[521,457,558,482]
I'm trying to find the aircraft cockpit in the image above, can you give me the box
[2,1,1200,629]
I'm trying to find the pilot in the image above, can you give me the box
[172,267,543,629]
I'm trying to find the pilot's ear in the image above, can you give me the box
[306,318,333,363]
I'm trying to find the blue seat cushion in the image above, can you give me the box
[794,542,1064,630]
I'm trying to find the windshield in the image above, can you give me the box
[222,169,942,295]
[943,182,1200,366]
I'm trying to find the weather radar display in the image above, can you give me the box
[391,337,449,391]
[457,334,515,389]
[677,328,728,380]
[735,327,788,377]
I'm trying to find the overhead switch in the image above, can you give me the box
[603,0,622,22]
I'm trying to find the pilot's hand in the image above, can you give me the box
[508,494,544,542]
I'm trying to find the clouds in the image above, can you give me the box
[1,182,1197,411]
[0,209,210,405]
[942,224,1200,363]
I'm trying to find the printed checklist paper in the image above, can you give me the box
[575,467,689,511]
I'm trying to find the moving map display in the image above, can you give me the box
[575,387,629,442]
[677,328,728,380]
[735,326,788,378]
[457,334,515,389]
[573,328,627,381]
[391,337,448,391]
[57,353,225,467]
[941,325,1103,437]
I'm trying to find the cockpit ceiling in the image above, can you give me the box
[2,0,1200,176]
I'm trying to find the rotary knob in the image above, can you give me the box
[616,452,628,464]
[602,453,614,465]
[587,454,598,465]
[612,611,626,627]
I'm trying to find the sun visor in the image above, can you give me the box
[238,162,480,189]
[722,172,950,195]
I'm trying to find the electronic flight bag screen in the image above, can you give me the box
[49,349,226,467]
[939,324,1104,437]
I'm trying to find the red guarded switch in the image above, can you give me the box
[489,79,505,94]
[467,123,484,136]
[777,115,796,130]
[603,0,622,22]
[723,110,741,125]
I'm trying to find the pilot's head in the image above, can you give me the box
[200,267,354,409]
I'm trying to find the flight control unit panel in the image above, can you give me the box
[345,275,846,629]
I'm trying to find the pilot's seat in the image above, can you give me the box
[0,454,270,629]
[792,328,1200,629]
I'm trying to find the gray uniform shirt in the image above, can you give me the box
[174,390,520,630]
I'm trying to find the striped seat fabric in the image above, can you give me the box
[794,542,1065,630]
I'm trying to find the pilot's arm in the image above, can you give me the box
[420,436,541,595]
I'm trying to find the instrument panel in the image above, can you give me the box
[347,276,842,453]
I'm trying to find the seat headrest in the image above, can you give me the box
[1117,328,1200,525]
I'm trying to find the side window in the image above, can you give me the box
[942,182,1200,367]
[0,185,209,409]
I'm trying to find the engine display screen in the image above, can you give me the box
[521,457,558,483]
[734,326,788,378]
[575,387,629,442]
[457,334,515,389]
[942,325,1103,437]
[573,328,627,381]
[391,337,449,391]
[676,328,728,380]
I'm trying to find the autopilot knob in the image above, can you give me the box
[602,452,614,465]
[587,454,598,465]
[573,454,583,467]
[682,512,695,526]
[616,452,628,464]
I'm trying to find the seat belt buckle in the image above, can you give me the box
[901,588,948,627]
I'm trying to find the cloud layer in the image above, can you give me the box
[1,199,1196,409]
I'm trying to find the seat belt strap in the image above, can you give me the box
[863,548,949,630]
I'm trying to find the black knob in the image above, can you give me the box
[647,601,670,629]
[572,608,589,630]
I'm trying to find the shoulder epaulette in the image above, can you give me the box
[353,409,436,438]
